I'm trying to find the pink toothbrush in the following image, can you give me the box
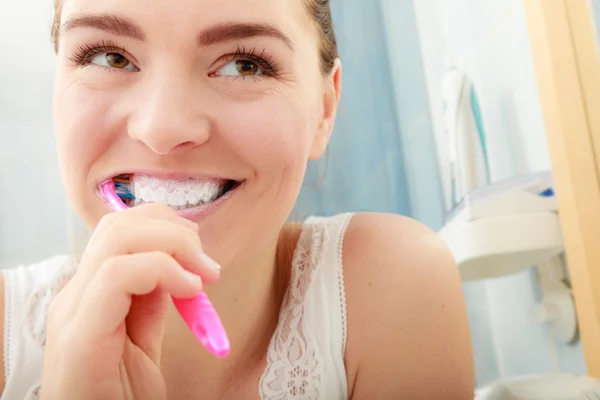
[100,180,230,358]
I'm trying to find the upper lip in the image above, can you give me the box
[98,169,244,185]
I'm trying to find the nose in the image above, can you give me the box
[127,77,211,155]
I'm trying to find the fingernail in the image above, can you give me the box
[182,269,202,284]
[199,252,221,272]
[185,220,200,231]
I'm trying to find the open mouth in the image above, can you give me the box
[110,174,241,210]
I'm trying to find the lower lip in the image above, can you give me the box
[175,182,242,221]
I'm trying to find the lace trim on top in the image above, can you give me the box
[25,260,78,347]
[337,215,351,354]
[258,220,329,399]
[24,384,42,399]
[3,274,11,387]
[4,257,77,400]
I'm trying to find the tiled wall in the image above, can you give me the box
[409,0,587,385]
[0,0,72,269]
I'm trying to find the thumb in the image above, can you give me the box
[126,289,170,365]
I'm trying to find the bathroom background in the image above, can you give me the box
[1,0,599,389]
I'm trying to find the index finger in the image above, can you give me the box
[101,202,199,234]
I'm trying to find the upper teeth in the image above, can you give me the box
[131,175,226,208]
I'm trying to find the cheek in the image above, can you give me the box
[217,94,314,179]
[53,75,116,189]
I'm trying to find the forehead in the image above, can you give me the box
[60,0,311,41]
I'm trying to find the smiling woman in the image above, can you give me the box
[0,0,473,399]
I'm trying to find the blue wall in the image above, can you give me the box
[295,1,413,219]
[296,1,445,232]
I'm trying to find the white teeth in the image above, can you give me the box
[188,191,201,205]
[171,190,187,206]
[199,188,209,203]
[131,179,228,209]
[154,188,169,204]
[141,186,153,203]
[134,182,143,199]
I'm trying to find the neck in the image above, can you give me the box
[161,229,297,391]
[205,237,282,358]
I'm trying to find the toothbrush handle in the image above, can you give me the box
[100,181,128,211]
[172,293,230,358]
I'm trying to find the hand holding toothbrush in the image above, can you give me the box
[40,204,221,400]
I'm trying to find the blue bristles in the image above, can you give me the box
[114,180,135,199]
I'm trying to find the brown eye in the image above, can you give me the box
[235,60,260,75]
[105,53,130,69]
[89,51,137,71]
[215,58,265,77]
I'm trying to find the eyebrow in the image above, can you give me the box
[197,22,294,51]
[60,14,294,51]
[61,14,145,41]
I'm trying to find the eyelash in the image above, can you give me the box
[68,40,131,67]
[68,41,283,78]
[221,45,283,77]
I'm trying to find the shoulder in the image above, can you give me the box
[342,213,474,399]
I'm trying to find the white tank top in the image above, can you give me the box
[2,213,353,399]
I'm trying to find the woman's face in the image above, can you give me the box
[53,0,340,266]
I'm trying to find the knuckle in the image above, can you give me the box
[110,215,131,232]
[96,211,119,230]
[180,234,201,256]
[181,226,202,246]
[94,219,130,249]
[99,256,121,279]
[94,214,130,245]
[150,251,173,265]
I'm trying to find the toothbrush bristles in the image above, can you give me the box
[114,178,134,200]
